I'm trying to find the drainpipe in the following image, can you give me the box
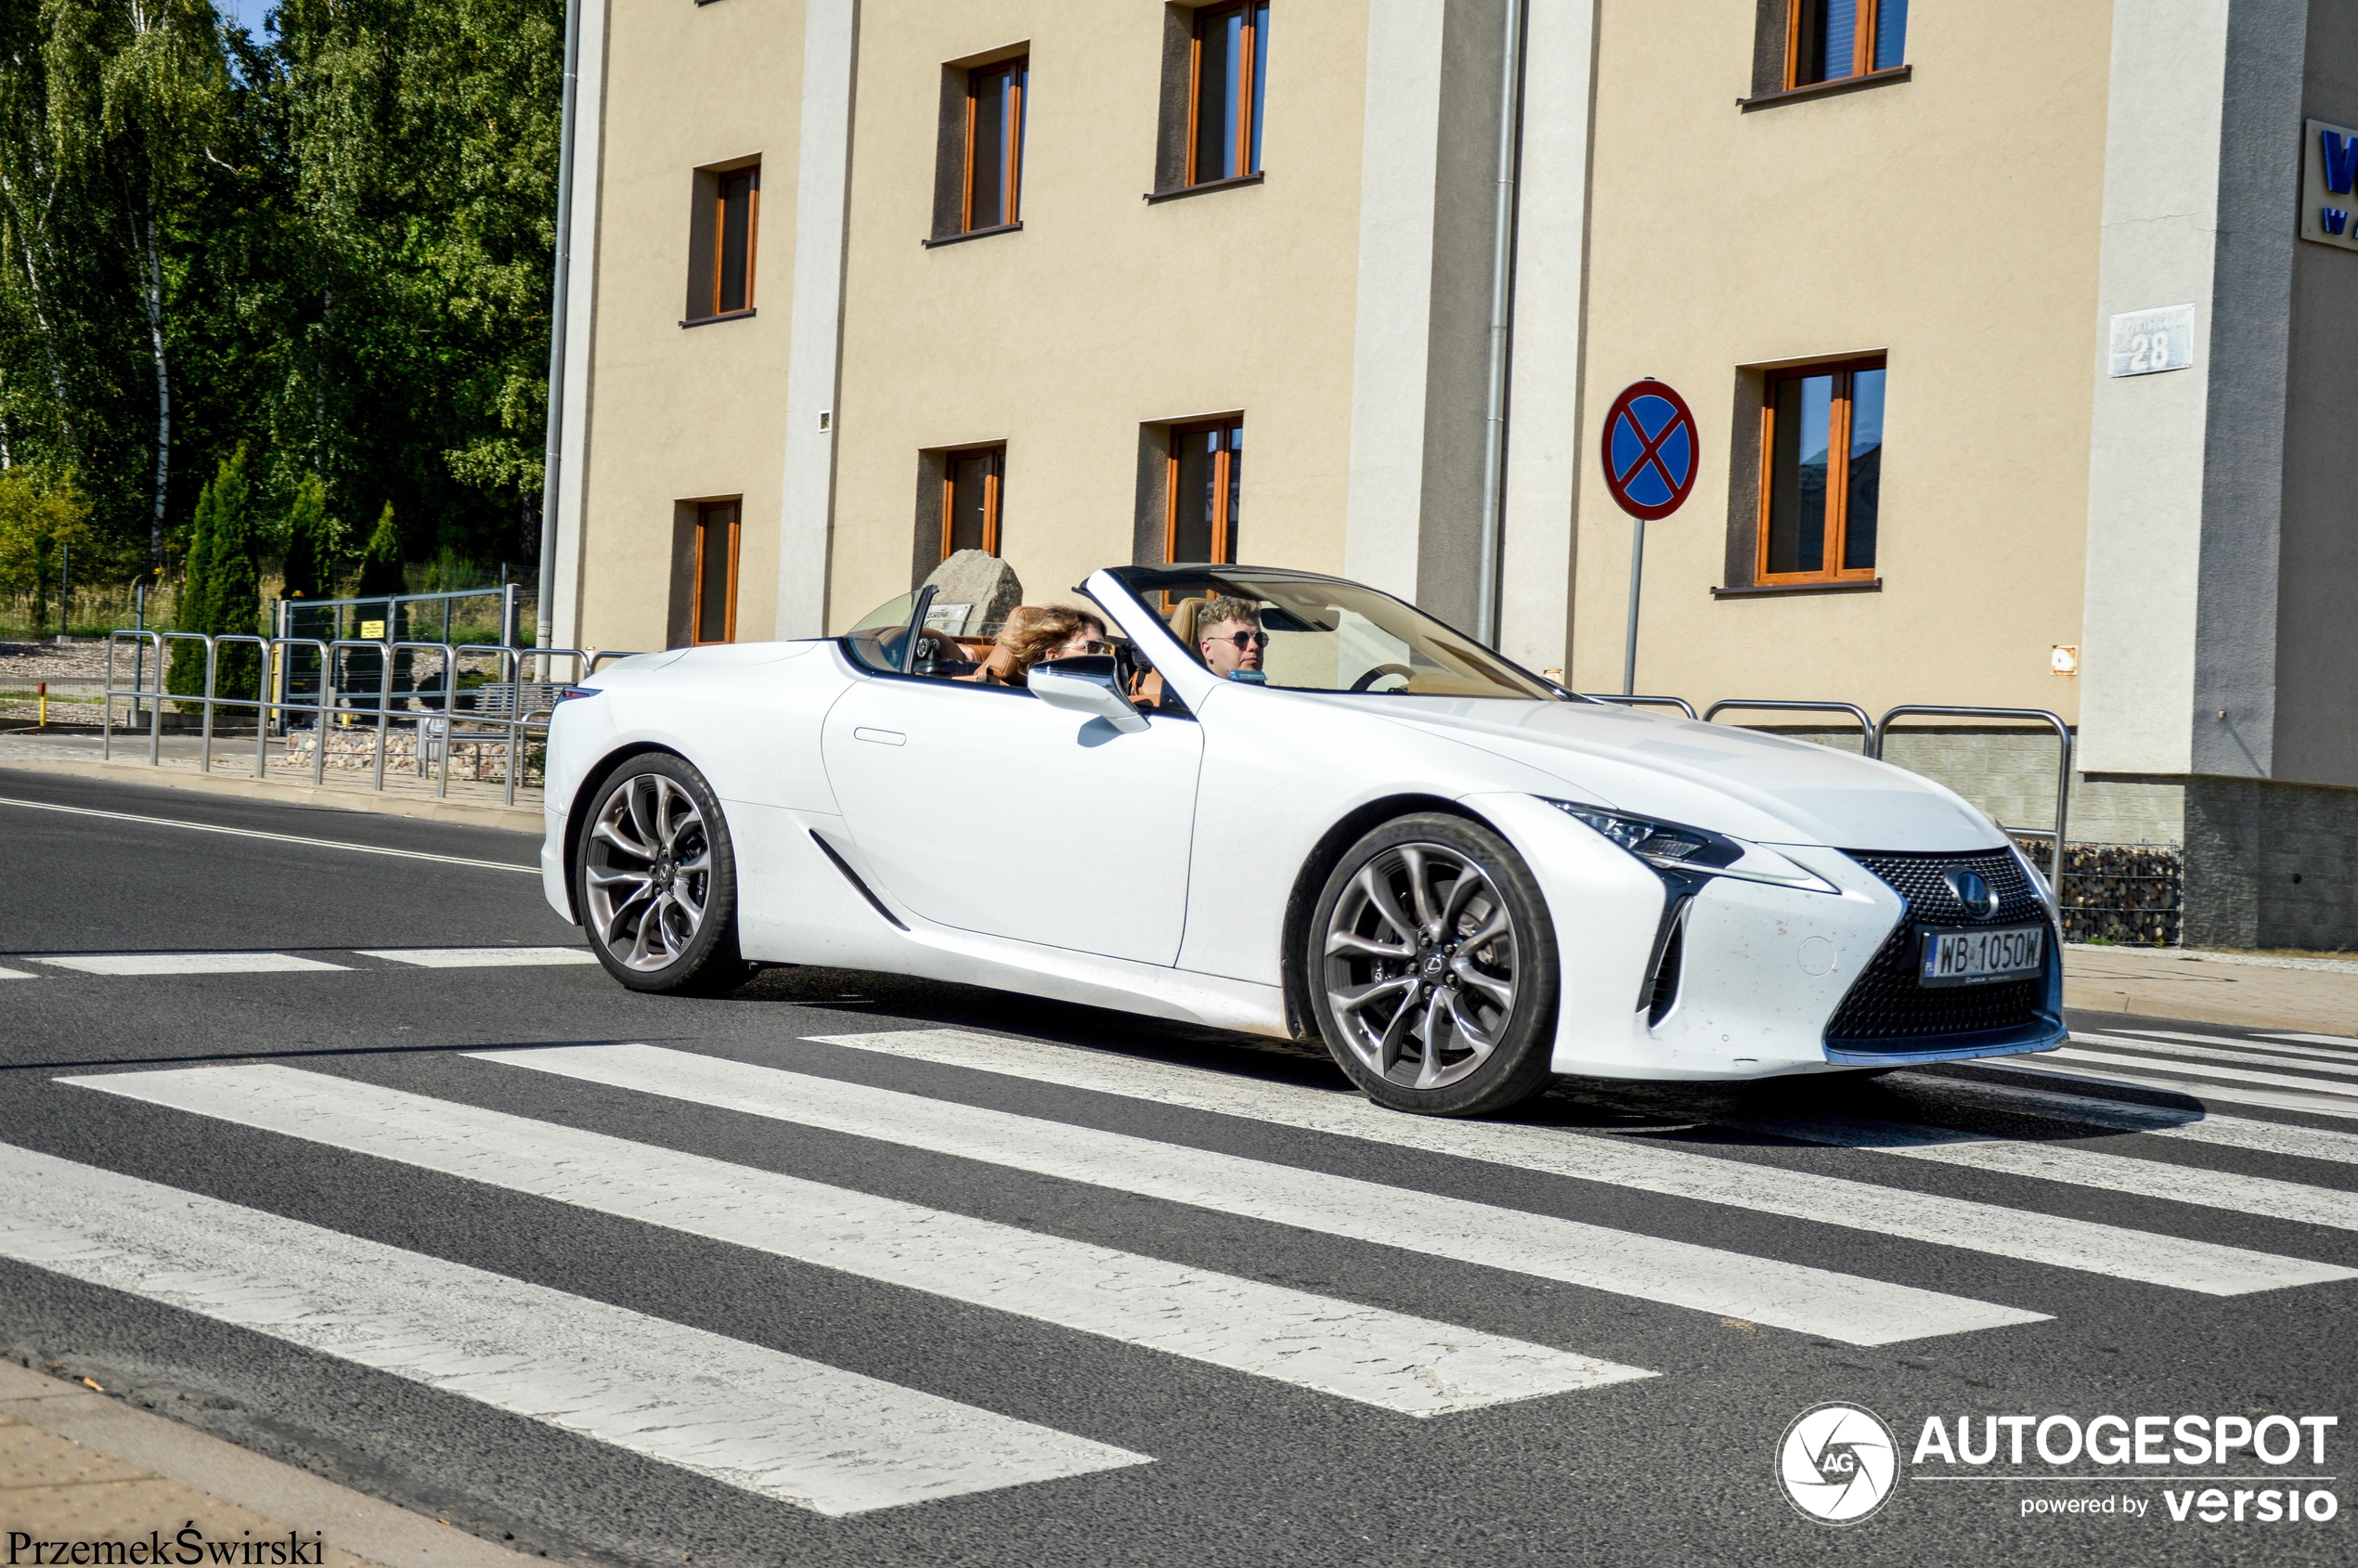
[1472,0,1528,647]
[537,0,585,654]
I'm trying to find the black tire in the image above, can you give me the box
[574,753,750,995]
[1306,812,1560,1116]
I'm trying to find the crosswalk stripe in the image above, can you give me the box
[62,1065,1646,1416]
[1959,1059,2358,1124]
[1732,1112,2358,1231]
[2264,1032,2358,1048]
[2052,1047,2358,1099]
[2099,1030,2358,1063]
[796,1029,2352,1297]
[0,1140,1146,1514]
[1894,1074,2358,1167]
[33,952,349,976]
[356,947,601,968]
[475,1043,2045,1346]
[2070,1034,2358,1079]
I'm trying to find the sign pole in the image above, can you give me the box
[1622,515,1645,696]
[1597,378,1698,700]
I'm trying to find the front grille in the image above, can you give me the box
[1823,849,2054,1052]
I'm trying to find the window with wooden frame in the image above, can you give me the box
[961,58,1027,232]
[1187,3,1268,186]
[1784,0,1907,88]
[940,445,1005,559]
[691,501,741,643]
[1758,359,1885,585]
[685,162,760,321]
[1167,419,1243,564]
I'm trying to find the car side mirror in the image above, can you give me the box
[1030,655,1149,734]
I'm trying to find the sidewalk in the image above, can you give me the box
[0,1363,526,1568]
[2063,943,2358,1033]
[0,736,541,831]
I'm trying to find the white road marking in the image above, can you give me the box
[2099,1029,2358,1062]
[797,1029,2352,1298]
[478,1043,2043,1345]
[1960,1059,2358,1124]
[2069,1034,2358,1079]
[0,795,537,874]
[2050,1047,2358,1099]
[65,1066,1647,1416]
[1740,1113,2358,1231]
[1894,1074,2358,1167]
[356,947,600,968]
[0,967,34,980]
[2264,1032,2358,1048]
[36,952,350,977]
[0,1141,1145,1514]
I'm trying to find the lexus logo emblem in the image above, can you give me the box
[1944,868,2002,919]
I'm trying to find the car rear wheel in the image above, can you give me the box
[1308,812,1560,1116]
[576,754,749,994]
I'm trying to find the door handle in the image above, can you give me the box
[852,727,907,746]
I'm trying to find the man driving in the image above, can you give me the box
[1196,596,1268,682]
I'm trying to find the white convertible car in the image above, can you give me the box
[539,564,2064,1116]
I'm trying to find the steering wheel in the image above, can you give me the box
[1350,663,1415,693]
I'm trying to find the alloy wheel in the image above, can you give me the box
[584,771,712,971]
[1321,842,1519,1091]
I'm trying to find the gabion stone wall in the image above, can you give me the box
[2013,836,2183,946]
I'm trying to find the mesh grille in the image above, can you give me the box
[1824,849,2054,1051]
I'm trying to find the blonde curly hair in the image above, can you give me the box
[992,605,1107,684]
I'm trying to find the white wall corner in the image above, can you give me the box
[1342,0,1448,602]
[1496,0,1598,674]
[2077,0,2231,776]
[774,0,860,641]
[548,0,611,654]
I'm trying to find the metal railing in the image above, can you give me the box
[1703,698,1874,751]
[1870,705,2075,918]
[1581,693,1700,719]
[100,633,641,805]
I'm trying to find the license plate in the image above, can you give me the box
[1918,924,2046,987]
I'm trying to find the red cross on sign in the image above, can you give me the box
[1600,381,1700,521]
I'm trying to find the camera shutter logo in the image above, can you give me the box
[1779,1403,1899,1524]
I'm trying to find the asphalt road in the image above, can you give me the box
[1,765,2352,1567]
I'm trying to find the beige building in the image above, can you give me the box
[545,0,2358,950]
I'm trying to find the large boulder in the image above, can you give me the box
[921,550,1024,636]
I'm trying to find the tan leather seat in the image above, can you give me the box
[1166,597,1209,663]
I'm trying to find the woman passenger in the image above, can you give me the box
[962,605,1109,686]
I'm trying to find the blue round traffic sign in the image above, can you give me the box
[1600,381,1699,521]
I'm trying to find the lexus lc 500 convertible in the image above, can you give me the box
[538,564,2065,1117]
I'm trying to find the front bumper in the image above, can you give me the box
[1471,795,2062,1082]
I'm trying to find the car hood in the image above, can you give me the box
[1330,695,2005,851]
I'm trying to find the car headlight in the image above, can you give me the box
[1541,799,1837,893]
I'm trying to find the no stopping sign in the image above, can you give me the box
[1600,381,1699,520]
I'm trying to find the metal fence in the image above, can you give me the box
[101,632,642,807]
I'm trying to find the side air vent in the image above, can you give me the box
[1645,914,1685,1028]
[810,831,908,930]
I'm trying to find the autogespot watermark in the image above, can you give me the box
[1779,1405,2343,1528]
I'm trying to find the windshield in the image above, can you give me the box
[1107,566,1561,700]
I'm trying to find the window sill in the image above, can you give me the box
[1145,172,1265,204]
[1712,577,1883,599]
[1738,64,1910,111]
[922,222,1023,249]
[680,309,757,329]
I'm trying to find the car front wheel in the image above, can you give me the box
[576,753,749,994]
[1308,812,1560,1117]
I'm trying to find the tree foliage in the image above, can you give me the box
[0,0,561,599]
[0,466,92,632]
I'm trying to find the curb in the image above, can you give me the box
[0,1362,533,1568]
[0,757,541,832]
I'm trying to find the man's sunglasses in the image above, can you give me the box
[1211,631,1270,650]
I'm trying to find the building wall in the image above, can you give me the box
[573,0,807,652]
[824,0,1372,634]
[1568,0,2115,713]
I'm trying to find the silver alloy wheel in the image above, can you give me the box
[584,771,712,971]
[1322,842,1518,1091]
